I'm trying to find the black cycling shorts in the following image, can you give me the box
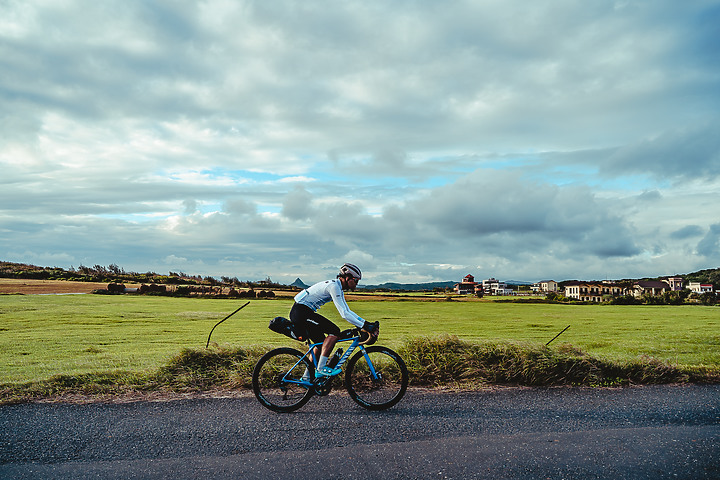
[289,303,341,344]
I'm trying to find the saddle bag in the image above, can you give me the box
[268,316,306,341]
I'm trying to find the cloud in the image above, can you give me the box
[224,198,257,216]
[281,187,315,221]
[637,190,663,202]
[697,224,720,258]
[401,170,641,258]
[1,0,719,284]
[183,200,198,215]
[671,225,704,240]
[266,169,644,280]
[600,124,720,182]
[6,0,716,158]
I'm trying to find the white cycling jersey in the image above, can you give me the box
[293,279,365,328]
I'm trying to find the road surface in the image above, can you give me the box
[1,385,718,479]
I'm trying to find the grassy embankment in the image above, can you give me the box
[1,294,718,403]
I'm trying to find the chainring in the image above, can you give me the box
[313,377,334,396]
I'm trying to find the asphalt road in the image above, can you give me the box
[1,385,718,479]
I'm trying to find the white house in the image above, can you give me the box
[482,278,513,296]
[664,276,684,291]
[687,282,713,294]
[532,280,558,293]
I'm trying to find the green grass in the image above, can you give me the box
[0,295,718,398]
[367,300,720,368]
[0,295,289,384]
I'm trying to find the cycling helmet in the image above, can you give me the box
[339,263,362,280]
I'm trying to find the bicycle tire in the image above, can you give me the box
[252,347,315,413]
[345,346,408,410]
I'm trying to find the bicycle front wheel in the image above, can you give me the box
[252,347,314,413]
[345,346,408,410]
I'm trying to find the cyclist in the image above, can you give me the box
[290,263,378,378]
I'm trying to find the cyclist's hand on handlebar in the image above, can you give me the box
[359,320,379,345]
[362,320,379,337]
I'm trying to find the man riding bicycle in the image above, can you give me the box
[290,263,379,378]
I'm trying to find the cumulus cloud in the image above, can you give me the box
[1,0,719,283]
[281,187,315,221]
[385,170,641,259]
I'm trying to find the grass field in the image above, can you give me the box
[1,294,718,385]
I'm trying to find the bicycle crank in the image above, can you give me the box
[313,377,334,396]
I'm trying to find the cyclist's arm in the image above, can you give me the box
[329,281,365,328]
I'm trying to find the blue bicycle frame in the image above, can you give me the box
[283,334,377,388]
[253,325,408,412]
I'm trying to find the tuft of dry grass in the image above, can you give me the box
[398,335,717,388]
[157,345,264,390]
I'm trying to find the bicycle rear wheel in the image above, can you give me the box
[252,347,314,413]
[345,346,408,410]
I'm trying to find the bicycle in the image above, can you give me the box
[252,325,408,412]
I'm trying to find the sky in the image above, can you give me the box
[1,0,720,286]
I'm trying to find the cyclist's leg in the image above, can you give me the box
[307,311,341,370]
[289,303,314,341]
[290,303,340,344]
[305,316,339,375]
[291,306,341,374]
[290,304,340,376]
[290,304,318,380]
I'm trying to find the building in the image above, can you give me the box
[687,282,714,294]
[633,280,670,298]
[664,276,684,291]
[454,274,483,295]
[564,281,624,302]
[482,278,513,296]
[532,280,558,293]
[564,281,603,302]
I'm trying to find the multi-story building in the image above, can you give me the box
[564,281,602,302]
[482,278,513,295]
[454,274,482,295]
[564,281,624,302]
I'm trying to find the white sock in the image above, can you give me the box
[318,356,329,370]
[302,368,310,381]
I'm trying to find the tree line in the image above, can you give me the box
[0,261,288,290]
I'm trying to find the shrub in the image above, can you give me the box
[608,295,642,305]
[397,335,704,387]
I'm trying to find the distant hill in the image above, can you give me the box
[290,278,309,289]
[361,281,457,291]
[682,267,720,287]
